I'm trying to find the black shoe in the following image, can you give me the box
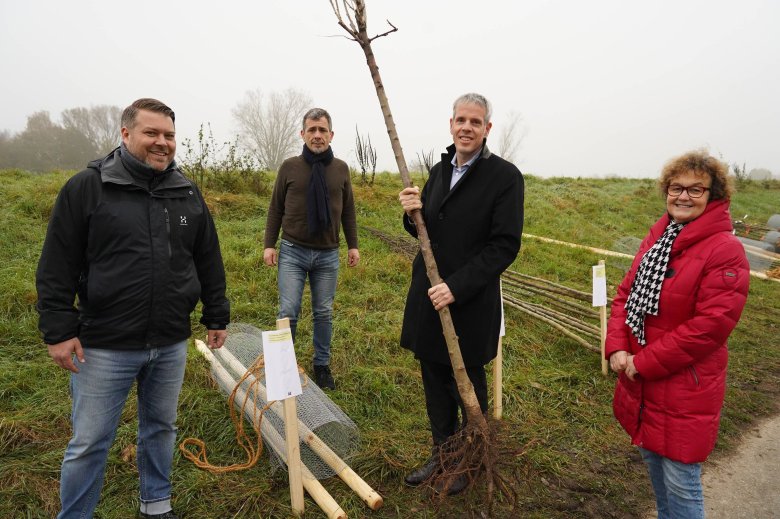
[314,364,336,390]
[435,473,469,496]
[139,512,179,519]
[404,447,441,486]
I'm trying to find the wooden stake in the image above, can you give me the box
[503,298,600,353]
[598,260,608,376]
[276,317,305,516]
[493,282,505,420]
[208,343,383,510]
[493,336,503,420]
[522,233,634,259]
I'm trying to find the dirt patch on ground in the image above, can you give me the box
[703,413,780,519]
[641,412,780,519]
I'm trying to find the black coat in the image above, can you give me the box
[36,147,230,349]
[400,143,524,366]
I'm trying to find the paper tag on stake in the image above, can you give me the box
[262,329,303,401]
[592,264,607,307]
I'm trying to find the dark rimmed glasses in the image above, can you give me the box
[666,184,710,198]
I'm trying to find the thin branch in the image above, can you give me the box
[368,21,398,41]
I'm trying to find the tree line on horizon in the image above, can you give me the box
[0,88,528,175]
[0,90,319,174]
[0,105,122,172]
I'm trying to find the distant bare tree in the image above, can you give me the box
[232,88,312,171]
[748,168,772,181]
[0,130,12,169]
[409,149,434,181]
[409,157,424,178]
[732,161,748,186]
[417,148,435,178]
[495,110,526,164]
[354,126,377,185]
[61,104,122,154]
[0,111,95,171]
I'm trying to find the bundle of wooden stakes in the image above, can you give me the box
[186,321,383,518]
[363,226,611,355]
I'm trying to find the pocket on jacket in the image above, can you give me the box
[688,366,700,387]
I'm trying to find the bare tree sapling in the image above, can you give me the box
[354,126,377,185]
[496,110,526,165]
[232,88,312,171]
[329,0,519,508]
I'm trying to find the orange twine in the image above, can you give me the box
[179,356,307,474]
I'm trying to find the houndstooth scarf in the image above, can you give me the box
[624,220,685,345]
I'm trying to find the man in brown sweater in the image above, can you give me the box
[263,108,359,389]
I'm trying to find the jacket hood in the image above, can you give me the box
[649,198,734,255]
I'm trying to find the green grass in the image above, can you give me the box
[1,170,778,518]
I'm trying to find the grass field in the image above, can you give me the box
[1,169,778,518]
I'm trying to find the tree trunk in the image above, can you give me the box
[333,1,485,428]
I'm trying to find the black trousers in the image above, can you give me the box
[420,359,488,445]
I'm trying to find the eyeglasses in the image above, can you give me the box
[666,184,710,198]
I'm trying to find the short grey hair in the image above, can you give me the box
[302,108,332,131]
[452,93,492,124]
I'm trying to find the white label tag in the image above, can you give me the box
[262,329,303,401]
[592,264,607,307]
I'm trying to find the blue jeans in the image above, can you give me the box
[57,341,188,519]
[639,447,704,519]
[277,239,340,366]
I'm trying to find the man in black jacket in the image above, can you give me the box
[36,98,230,519]
[398,93,524,494]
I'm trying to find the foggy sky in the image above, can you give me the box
[1,0,778,178]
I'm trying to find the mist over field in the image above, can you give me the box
[1,0,778,178]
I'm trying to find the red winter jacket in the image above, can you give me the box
[605,199,749,463]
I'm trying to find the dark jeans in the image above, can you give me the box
[277,239,339,366]
[420,359,488,445]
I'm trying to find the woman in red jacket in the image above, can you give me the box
[606,150,749,519]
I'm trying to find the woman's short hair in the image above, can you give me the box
[658,150,734,201]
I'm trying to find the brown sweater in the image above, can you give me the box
[264,155,358,250]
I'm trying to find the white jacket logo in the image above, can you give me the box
[180,216,188,226]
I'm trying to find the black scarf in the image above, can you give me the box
[624,220,685,345]
[302,144,334,236]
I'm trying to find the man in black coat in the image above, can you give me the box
[36,98,230,519]
[398,93,524,493]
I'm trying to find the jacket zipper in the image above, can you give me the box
[164,207,172,258]
[145,195,155,348]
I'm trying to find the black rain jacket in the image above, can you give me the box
[36,147,230,349]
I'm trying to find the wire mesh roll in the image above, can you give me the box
[209,322,360,480]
